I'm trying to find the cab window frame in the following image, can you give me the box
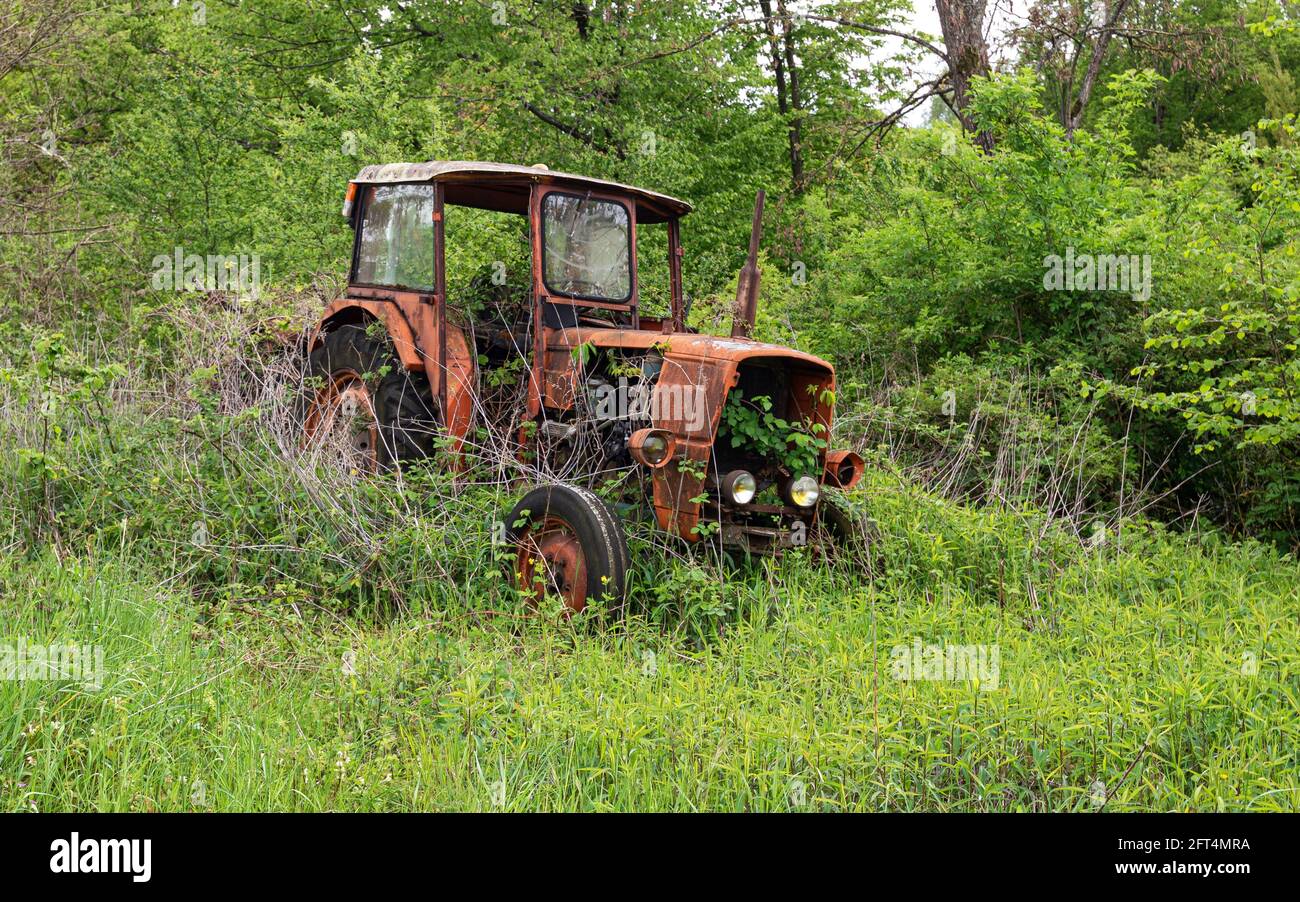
[539,190,635,306]
[350,182,438,292]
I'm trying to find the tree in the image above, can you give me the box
[1016,0,1242,142]
[934,0,993,145]
[757,0,805,189]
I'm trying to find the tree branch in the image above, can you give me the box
[521,101,626,159]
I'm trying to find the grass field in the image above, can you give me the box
[4,467,1297,812]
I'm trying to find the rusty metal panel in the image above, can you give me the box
[311,297,424,371]
[653,440,710,540]
[542,341,580,410]
[312,293,477,457]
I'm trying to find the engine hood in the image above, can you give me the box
[560,327,834,375]
[541,325,839,543]
[544,326,835,442]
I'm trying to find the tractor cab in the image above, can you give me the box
[342,160,688,320]
[320,161,692,447]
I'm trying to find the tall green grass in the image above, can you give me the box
[3,471,1297,812]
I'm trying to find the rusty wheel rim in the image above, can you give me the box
[303,369,380,473]
[514,515,589,613]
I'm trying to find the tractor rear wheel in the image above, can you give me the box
[303,323,440,472]
[505,485,629,615]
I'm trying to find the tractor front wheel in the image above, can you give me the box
[505,485,629,615]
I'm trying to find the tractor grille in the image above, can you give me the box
[712,359,795,480]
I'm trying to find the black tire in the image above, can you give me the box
[306,323,440,470]
[505,484,629,614]
[818,497,874,562]
[587,492,630,598]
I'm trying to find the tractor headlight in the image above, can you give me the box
[641,433,669,464]
[784,475,821,508]
[720,470,757,505]
[628,428,676,469]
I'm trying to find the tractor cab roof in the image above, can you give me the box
[349,160,692,224]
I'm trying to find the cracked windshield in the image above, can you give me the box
[542,192,631,302]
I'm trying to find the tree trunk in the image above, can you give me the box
[775,0,804,189]
[934,0,992,149]
[759,0,804,190]
[1065,0,1132,138]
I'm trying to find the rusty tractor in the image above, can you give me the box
[303,161,864,612]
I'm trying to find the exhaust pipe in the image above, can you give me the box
[730,189,765,339]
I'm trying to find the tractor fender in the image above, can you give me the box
[310,297,477,456]
[309,298,425,372]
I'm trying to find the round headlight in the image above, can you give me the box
[721,470,757,505]
[628,428,676,468]
[641,433,669,466]
[787,475,820,508]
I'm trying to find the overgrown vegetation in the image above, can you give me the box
[720,389,829,475]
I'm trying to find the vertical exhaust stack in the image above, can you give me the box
[731,189,765,339]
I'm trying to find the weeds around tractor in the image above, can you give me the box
[2,295,1298,811]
